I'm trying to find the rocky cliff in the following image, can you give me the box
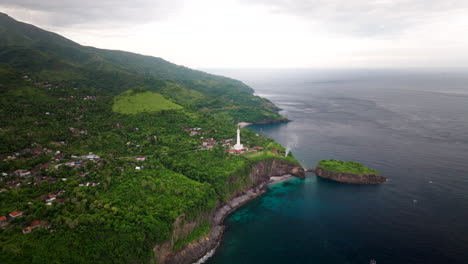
[314,167,386,184]
[154,159,305,264]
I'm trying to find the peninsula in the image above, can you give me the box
[315,159,387,184]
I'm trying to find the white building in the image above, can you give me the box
[233,127,244,151]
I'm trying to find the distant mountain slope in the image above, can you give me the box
[0,12,284,123]
[0,12,247,86]
[0,12,284,122]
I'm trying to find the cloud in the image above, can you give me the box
[239,0,468,36]
[0,0,187,27]
[0,0,467,68]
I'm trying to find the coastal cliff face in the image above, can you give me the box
[315,167,386,184]
[233,159,305,194]
[154,159,304,264]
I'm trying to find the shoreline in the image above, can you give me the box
[192,174,296,264]
[155,159,306,264]
[238,118,291,128]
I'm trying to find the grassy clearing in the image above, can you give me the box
[112,91,182,114]
[244,150,299,164]
[317,159,379,175]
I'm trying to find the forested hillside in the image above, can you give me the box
[0,13,294,263]
[0,12,284,123]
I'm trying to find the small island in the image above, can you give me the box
[315,159,387,184]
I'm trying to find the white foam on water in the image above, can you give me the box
[193,248,216,264]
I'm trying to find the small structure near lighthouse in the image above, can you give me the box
[233,127,244,151]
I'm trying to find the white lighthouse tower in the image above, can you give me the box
[233,127,244,151]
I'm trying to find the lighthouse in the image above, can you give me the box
[233,127,244,151]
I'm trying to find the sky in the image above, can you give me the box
[1,0,468,68]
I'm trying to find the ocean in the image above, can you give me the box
[203,68,468,264]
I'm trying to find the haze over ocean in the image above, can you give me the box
[204,69,468,264]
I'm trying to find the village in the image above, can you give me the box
[0,144,106,234]
[3,68,288,238]
[0,123,270,235]
[183,126,263,153]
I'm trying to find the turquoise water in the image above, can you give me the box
[205,69,468,264]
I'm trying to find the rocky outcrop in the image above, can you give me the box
[245,159,305,185]
[314,167,386,184]
[154,159,304,264]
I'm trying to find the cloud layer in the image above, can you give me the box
[242,0,468,35]
[0,0,186,27]
[1,0,468,68]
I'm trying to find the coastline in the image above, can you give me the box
[158,172,302,264]
[238,118,290,128]
[192,174,296,264]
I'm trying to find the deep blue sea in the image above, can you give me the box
[203,69,468,264]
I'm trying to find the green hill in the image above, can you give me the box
[0,13,294,263]
[112,90,183,114]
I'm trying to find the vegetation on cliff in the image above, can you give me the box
[317,160,380,175]
[0,13,298,263]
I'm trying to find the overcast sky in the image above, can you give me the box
[1,0,468,68]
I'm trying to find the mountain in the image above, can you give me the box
[0,13,296,264]
[0,12,283,122]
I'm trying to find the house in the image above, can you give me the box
[0,216,7,227]
[228,149,235,154]
[31,220,41,228]
[65,161,75,167]
[85,153,100,160]
[9,211,23,218]
[31,148,43,156]
[135,166,141,170]
[5,180,22,188]
[38,164,50,170]
[23,226,33,234]
[55,152,65,160]
[38,194,48,200]
[13,170,31,177]
[0,188,7,193]
[55,198,70,203]
[136,156,146,162]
